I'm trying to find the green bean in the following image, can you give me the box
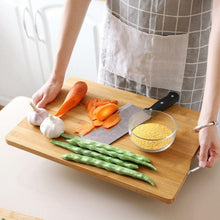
[51,139,139,170]
[61,133,150,162]
[66,138,157,171]
[62,153,155,186]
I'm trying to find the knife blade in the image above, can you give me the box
[81,92,179,144]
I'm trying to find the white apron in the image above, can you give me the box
[98,0,212,111]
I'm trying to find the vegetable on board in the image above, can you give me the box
[92,119,103,127]
[62,153,155,186]
[95,99,118,107]
[61,134,157,171]
[67,137,157,171]
[74,122,95,136]
[74,97,121,136]
[102,112,121,129]
[27,102,49,126]
[85,98,119,121]
[55,81,88,117]
[50,139,139,169]
[40,115,65,138]
[61,133,150,162]
[94,103,119,121]
[85,97,98,120]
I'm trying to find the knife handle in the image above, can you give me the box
[144,92,179,111]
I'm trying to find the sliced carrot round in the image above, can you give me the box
[103,112,121,128]
[74,122,95,136]
[94,103,119,121]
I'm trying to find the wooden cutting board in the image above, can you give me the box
[6,77,200,204]
[0,208,43,220]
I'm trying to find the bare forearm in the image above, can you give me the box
[199,0,220,123]
[51,0,91,82]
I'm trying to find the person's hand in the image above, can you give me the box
[32,77,63,108]
[198,126,220,168]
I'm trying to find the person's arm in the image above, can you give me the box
[198,0,220,168]
[32,0,91,108]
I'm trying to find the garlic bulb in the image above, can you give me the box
[40,115,65,138]
[27,102,49,126]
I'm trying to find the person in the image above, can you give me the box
[32,0,220,168]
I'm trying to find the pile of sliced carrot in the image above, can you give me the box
[74,98,121,136]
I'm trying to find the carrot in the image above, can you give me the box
[103,112,121,128]
[94,103,119,121]
[85,98,98,109]
[110,100,118,104]
[86,98,99,121]
[74,122,95,136]
[92,119,103,127]
[95,99,118,107]
[55,81,88,117]
[75,98,120,136]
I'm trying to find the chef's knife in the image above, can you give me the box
[81,92,179,144]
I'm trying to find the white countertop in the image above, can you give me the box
[1,96,220,220]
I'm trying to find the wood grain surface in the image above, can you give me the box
[6,77,200,204]
[0,208,43,220]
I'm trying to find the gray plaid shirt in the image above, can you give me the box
[98,0,212,111]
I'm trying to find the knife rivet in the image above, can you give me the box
[160,101,164,104]
[171,95,174,98]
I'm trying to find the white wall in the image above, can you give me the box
[0,0,105,106]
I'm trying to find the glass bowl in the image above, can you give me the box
[129,110,177,153]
